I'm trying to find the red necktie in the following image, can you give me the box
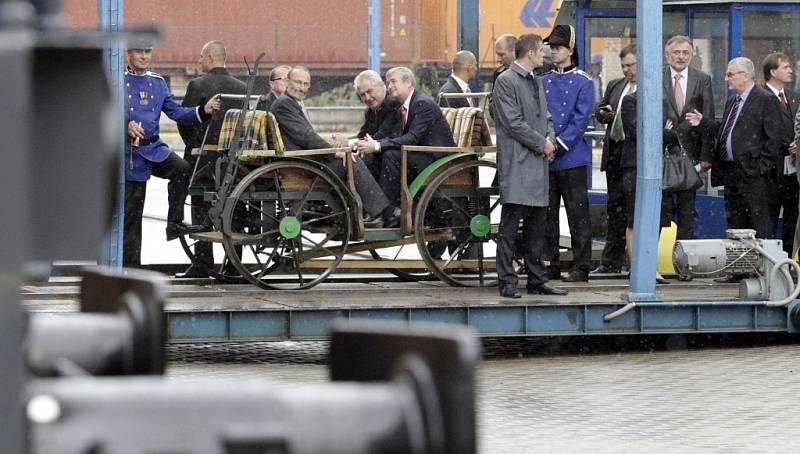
[401,106,407,129]
[779,91,789,111]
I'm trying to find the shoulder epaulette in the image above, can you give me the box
[575,69,592,80]
[146,71,165,81]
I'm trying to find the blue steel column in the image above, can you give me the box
[367,0,380,73]
[458,0,480,92]
[627,0,663,302]
[99,0,124,267]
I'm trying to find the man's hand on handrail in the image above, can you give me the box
[355,133,379,155]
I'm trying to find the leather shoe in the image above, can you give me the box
[176,264,209,278]
[714,273,745,284]
[562,270,589,282]
[499,285,521,299]
[363,214,384,229]
[544,266,561,280]
[591,264,621,274]
[527,283,569,295]
[166,221,207,241]
[382,207,401,229]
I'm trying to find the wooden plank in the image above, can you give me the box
[301,259,497,269]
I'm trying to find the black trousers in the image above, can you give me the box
[379,149,437,206]
[772,173,799,255]
[544,166,592,274]
[720,162,773,239]
[662,189,696,240]
[598,166,627,269]
[123,152,191,267]
[497,203,548,288]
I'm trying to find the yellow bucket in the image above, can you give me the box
[657,222,677,275]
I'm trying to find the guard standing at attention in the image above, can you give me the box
[124,40,221,267]
[541,25,595,282]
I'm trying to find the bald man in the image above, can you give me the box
[438,50,478,108]
[493,34,517,84]
[257,64,291,112]
[178,40,246,276]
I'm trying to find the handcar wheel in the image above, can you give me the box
[368,248,435,281]
[178,234,248,283]
[221,161,351,290]
[414,159,500,287]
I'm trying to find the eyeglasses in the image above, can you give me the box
[725,71,745,78]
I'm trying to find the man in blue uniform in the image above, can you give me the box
[124,43,221,266]
[541,25,595,282]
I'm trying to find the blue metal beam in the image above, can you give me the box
[367,0,381,73]
[98,0,125,268]
[458,0,481,92]
[166,301,792,342]
[628,0,663,301]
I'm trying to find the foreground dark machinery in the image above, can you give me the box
[25,268,166,377]
[28,320,479,454]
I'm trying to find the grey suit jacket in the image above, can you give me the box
[663,66,715,162]
[492,63,553,207]
[269,93,330,151]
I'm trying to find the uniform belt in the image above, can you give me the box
[139,135,160,146]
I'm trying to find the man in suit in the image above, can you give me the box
[591,44,638,275]
[493,33,567,298]
[178,40,247,277]
[438,50,478,108]
[256,65,290,112]
[344,70,400,180]
[271,67,399,228]
[662,35,715,240]
[355,66,455,207]
[687,57,784,241]
[492,34,517,85]
[541,24,595,282]
[762,52,799,256]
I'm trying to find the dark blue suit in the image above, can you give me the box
[377,90,455,205]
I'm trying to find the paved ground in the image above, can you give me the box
[168,342,800,453]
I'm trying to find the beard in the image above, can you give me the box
[287,86,306,100]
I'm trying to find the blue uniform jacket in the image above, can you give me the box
[125,70,203,181]
[542,67,595,171]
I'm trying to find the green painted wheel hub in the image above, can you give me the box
[279,216,302,239]
[470,214,491,237]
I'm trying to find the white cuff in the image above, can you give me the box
[374,141,380,152]
[348,138,358,148]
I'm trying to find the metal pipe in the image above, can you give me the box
[603,302,636,321]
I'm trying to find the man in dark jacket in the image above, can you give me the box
[592,44,638,275]
[178,40,246,276]
[271,67,399,228]
[762,52,799,255]
[355,66,455,206]
[438,50,478,108]
[687,57,784,239]
[256,65,290,112]
[347,69,400,180]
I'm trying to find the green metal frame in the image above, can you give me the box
[408,152,480,197]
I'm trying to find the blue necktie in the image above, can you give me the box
[720,96,742,161]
